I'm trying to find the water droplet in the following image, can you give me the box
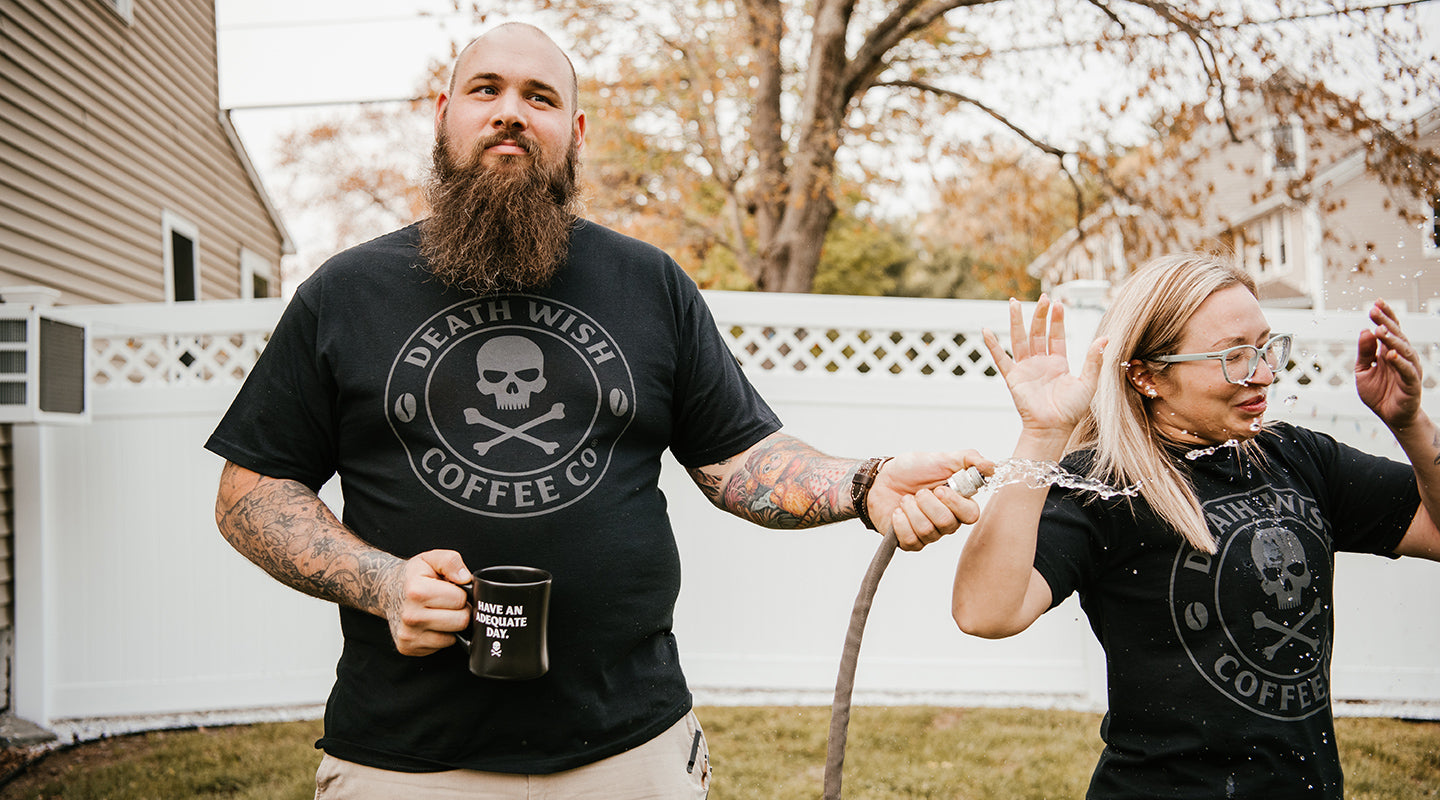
[947,459,1141,499]
[1185,439,1242,460]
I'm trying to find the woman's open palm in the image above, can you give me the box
[983,296,1106,435]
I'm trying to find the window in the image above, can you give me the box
[1236,210,1294,278]
[162,211,200,303]
[239,248,277,299]
[1264,119,1305,177]
[1272,125,1296,171]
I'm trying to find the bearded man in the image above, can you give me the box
[207,22,986,799]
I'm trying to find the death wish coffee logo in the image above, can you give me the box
[1170,487,1333,721]
[386,295,636,517]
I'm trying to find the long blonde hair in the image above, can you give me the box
[1069,253,1260,554]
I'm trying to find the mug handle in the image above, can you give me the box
[453,577,476,649]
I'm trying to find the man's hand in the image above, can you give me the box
[869,451,992,551]
[385,550,474,656]
[687,433,993,548]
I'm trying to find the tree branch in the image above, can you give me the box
[1120,0,1241,143]
[652,33,738,192]
[877,79,1094,225]
[879,80,1069,157]
[1084,0,1127,30]
[844,0,1004,106]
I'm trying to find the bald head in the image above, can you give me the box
[449,23,579,110]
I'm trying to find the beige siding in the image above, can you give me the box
[1320,162,1440,312]
[1187,106,1356,231]
[0,0,286,304]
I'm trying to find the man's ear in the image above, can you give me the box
[434,92,451,138]
[572,109,587,152]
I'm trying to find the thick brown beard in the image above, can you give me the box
[420,128,581,294]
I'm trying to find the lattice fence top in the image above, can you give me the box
[92,331,274,387]
[727,325,999,379]
[71,295,1440,391]
[1280,337,1440,390]
[724,322,1440,388]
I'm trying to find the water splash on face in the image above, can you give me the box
[947,459,1141,500]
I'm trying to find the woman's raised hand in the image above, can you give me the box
[982,295,1107,438]
[1356,298,1424,430]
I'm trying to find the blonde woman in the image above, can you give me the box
[952,254,1440,798]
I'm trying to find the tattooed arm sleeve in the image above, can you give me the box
[686,432,858,529]
[214,460,405,621]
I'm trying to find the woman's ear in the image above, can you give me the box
[1125,360,1160,399]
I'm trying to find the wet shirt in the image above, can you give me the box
[205,220,781,773]
[1033,424,1417,799]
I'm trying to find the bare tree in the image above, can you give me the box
[527,0,1438,291]
[276,1,1439,293]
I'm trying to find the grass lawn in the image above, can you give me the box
[1,707,1436,799]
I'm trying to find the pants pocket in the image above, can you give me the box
[685,712,711,797]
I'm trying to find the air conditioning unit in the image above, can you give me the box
[0,303,89,424]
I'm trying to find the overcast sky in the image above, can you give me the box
[219,1,475,108]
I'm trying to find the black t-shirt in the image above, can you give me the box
[205,220,782,773]
[1032,423,1418,799]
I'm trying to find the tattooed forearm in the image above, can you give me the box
[1431,430,1440,466]
[216,462,402,617]
[687,459,728,507]
[717,434,856,528]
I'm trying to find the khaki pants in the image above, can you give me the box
[314,711,710,799]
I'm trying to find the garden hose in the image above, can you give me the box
[823,466,986,800]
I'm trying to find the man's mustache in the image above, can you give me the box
[472,129,539,158]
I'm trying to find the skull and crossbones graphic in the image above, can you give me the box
[1249,528,1321,661]
[464,336,566,456]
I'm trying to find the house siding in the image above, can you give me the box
[1188,109,1354,234]
[1320,165,1440,312]
[1032,96,1438,313]
[1312,124,1440,312]
[0,0,286,304]
[1,0,287,718]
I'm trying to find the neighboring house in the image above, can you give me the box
[0,0,291,722]
[1029,75,1439,313]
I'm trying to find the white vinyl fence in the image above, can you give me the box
[11,292,1440,735]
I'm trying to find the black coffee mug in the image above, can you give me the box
[458,565,552,680]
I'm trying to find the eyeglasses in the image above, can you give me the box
[1151,334,1292,385]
